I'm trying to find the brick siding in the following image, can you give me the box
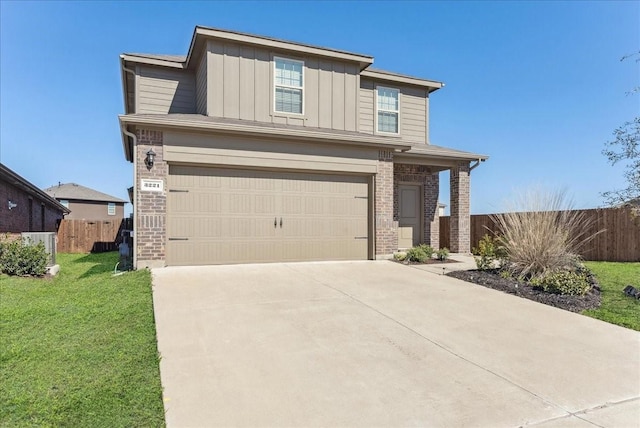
[0,180,63,234]
[135,129,167,268]
[450,162,470,253]
[375,150,397,256]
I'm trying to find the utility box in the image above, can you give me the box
[21,232,57,266]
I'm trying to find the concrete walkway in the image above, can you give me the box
[152,261,640,427]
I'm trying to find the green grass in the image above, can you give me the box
[583,262,640,331]
[0,252,165,427]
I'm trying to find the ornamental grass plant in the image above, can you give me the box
[493,188,603,281]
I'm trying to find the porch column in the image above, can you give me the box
[375,149,397,257]
[450,162,470,253]
[424,171,439,249]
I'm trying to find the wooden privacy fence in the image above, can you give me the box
[57,218,132,253]
[440,207,640,262]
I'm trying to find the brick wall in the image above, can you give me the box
[135,129,167,268]
[375,150,397,256]
[450,162,470,253]
[0,180,64,233]
[393,164,440,249]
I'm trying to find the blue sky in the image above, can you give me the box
[1,1,637,215]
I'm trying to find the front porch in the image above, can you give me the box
[374,148,484,257]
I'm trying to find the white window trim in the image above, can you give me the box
[273,56,305,116]
[107,202,116,216]
[375,85,400,135]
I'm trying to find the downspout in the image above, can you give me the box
[469,159,484,172]
[121,61,136,114]
[122,127,138,270]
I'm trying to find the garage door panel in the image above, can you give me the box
[167,166,369,265]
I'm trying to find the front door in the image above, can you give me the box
[398,184,421,249]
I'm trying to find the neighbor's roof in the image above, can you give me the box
[44,183,127,203]
[0,163,70,213]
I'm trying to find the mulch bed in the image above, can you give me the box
[446,269,601,313]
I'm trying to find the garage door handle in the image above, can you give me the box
[280,217,283,228]
[274,217,277,228]
[168,237,189,241]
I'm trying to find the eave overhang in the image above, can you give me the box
[394,145,488,170]
[361,69,444,93]
[119,114,412,162]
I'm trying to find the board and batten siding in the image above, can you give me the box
[205,39,359,131]
[359,78,429,144]
[137,65,196,114]
[196,51,208,115]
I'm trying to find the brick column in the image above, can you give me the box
[450,162,470,253]
[375,150,397,257]
[424,171,440,249]
[135,129,166,268]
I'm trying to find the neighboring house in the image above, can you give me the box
[0,163,70,234]
[44,183,127,221]
[119,26,488,268]
[438,203,447,217]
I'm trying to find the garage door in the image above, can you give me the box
[166,165,369,265]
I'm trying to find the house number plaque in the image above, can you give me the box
[140,179,164,192]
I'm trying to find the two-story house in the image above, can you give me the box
[119,26,487,268]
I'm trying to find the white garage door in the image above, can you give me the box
[166,165,369,265]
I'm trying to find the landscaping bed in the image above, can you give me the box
[447,269,601,313]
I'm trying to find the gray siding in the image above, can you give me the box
[359,78,375,134]
[138,65,196,114]
[401,86,428,143]
[196,51,208,115]
[205,40,359,131]
[358,78,428,143]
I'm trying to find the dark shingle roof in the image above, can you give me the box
[44,183,127,203]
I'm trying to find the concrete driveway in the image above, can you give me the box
[152,261,640,427]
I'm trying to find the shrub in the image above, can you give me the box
[530,270,592,296]
[0,237,48,277]
[406,247,429,263]
[493,188,602,280]
[418,244,434,259]
[474,234,506,270]
[436,248,449,261]
[393,252,407,261]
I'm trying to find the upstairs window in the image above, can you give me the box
[274,57,304,114]
[59,200,69,208]
[108,203,116,216]
[377,87,399,134]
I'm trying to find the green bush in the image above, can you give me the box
[418,244,434,259]
[0,238,48,277]
[473,234,506,270]
[530,270,592,296]
[436,248,449,261]
[406,247,429,263]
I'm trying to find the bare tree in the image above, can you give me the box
[602,51,640,206]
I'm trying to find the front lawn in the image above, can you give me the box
[583,261,640,331]
[0,252,165,427]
